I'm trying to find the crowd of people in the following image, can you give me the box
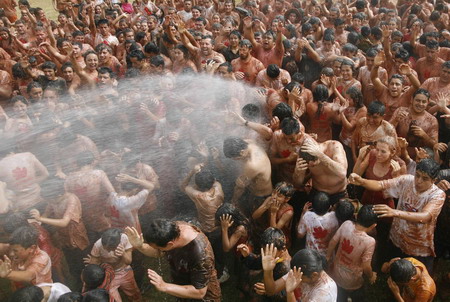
[0,0,450,300]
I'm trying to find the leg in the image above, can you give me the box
[118,268,142,302]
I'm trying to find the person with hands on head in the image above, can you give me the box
[381,257,436,302]
[87,228,141,302]
[349,158,445,272]
[126,218,221,301]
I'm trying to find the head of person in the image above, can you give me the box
[3,212,28,235]
[280,117,301,145]
[96,44,113,63]
[97,67,114,87]
[334,199,356,224]
[82,264,106,291]
[272,102,293,122]
[82,288,110,302]
[393,48,410,69]
[194,17,207,32]
[97,19,110,36]
[215,203,248,229]
[57,292,83,302]
[291,249,327,284]
[375,136,397,164]
[310,191,330,215]
[61,62,75,82]
[366,100,385,126]
[313,84,329,102]
[142,219,180,251]
[356,204,377,230]
[228,30,241,48]
[223,136,249,159]
[346,86,364,109]
[352,12,365,29]
[415,159,440,193]
[8,286,44,302]
[261,227,286,256]
[340,58,355,80]
[101,228,122,252]
[365,48,378,69]
[322,33,335,51]
[389,259,417,285]
[282,81,302,100]
[9,92,28,114]
[194,168,215,192]
[9,226,39,264]
[242,103,261,123]
[40,178,66,202]
[216,62,233,78]
[266,64,281,79]
[387,74,404,97]
[84,51,99,71]
[239,39,253,60]
[200,35,214,56]
[262,30,276,50]
[332,57,343,77]
[41,61,57,80]
[391,30,403,44]
[411,88,430,114]
[439,61,450,84]
[149,55,165,73]
[0,27,11,42]
[272,181,295,204]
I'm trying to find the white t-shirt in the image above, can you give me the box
[110,190,149,233]
[298,211,339,256]
[37,283,71,302]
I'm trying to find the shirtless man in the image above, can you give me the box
[357,48,388,106]
[415,40,445,83]
[420,61,450,101]
[231,39,265,85]
[180,31,225,71]
[243,16,284,67]
[293,139,348,205]
[389,89,439,155]
[223,137,272,214]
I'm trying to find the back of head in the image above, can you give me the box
[313,84,329,102]
[3,212,28,234]
[335,199,355,224]
[242,103,260,122]
[280,117,300,135]
[272,102,293,122]
[390,259,416,283]
[9,286,43,302]
[142,219,180,247]
[223,137,248,158]
[82,289,110,302]
[82,264,106,291]
[266,64,280,79]
[194,168,215,191]
[311,191,330,216]
[10,225,38,248]
[261,227,286,251]
[356,205,377,228]
[101,228,122,250]
[58,292,83,302]
[291,249,326,277]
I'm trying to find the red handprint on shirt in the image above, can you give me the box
[312,227,328,239]
[341,238,354,254]
[280,150,291,158]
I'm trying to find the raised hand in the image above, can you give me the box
[261,243,279,271]
[220,214,234,229]
[115,173,135,183]
[285,267,303,293]
[300,140,322,158]
[398,63,412,76]
[373,51,385,67]
[390,159,401,173]
[148,269,167,292]
[114,244,125,257]
[125,226,144,249]
[236,244,250,257]
[243,16,253,29]
[29,209,41,221]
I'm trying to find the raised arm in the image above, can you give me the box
[370,51,388,96]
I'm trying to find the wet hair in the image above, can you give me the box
[61,62,74,73]
[322,33,335,43]
[142,219,180,247]
[215,203,249,231]
[352,12,365,21]
[98,66,114,78]
[443,61,450,69]
[9,226,39,248]
[335,199,355,223]
[342,43,358,55]
[394,48,410,62]
[389,74,404,85]
[242,103,260,122]
[274,181,295,197]
[144,42,160,54]
[149,55,164,68]
[272,102,293,121]
[425,39,439,50]
[267,64,280,78]
[239,39,253,48]
[83,50,98,61]
[346,86,364,109]
[261,227,286,250]
[334,18,345,27]
[390,259,416,283]
[9,286,44,302]
[95,43,112,54]
[356,205,377,227]
[301,23,312,36]
[341,58,355,73]
[218,61,233,73]
[347,31,360,45]
[367,100,385,116]
[75,151,95,167]
[223,137,248,158]
[291,72,305,84]
[57,292,83,302]
[101,228,122,249]
[392,30,403,40]
[12,62,28,79]
[320,67,334,77]
[41,61,57,71]
[355,0,367,9]
[129,49,145,61]
[370,26,382,40]
[195,168,215,191]
[82,264,106,291]
[416,158,440,179]
[82,289,110,302]
[311,191,330,215]
[229,30,241,39]
[291,249,326,277]
[9,95,29,106]
[429,11,440,22]
[313,84,329,117]
[3,212,28,234]
[413,88,430,100]
[365,48,378,58]
[40,177,66,199]
[280,117,300,135]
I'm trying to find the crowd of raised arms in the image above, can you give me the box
[1,0,450,301]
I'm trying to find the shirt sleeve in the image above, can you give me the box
[381,175,410,199]
[90,240,102,257]
[121,234,133,250]
[126,189,149,210]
